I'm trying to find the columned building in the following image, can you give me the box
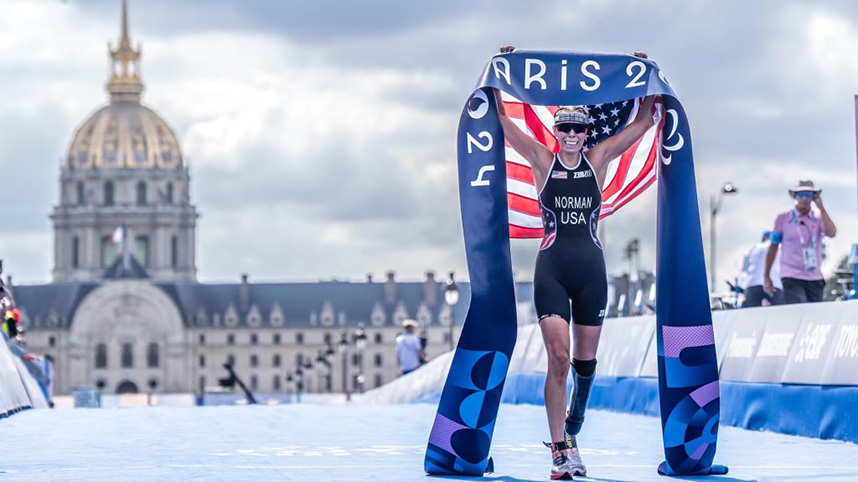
[14,2,514,397]
[51,0,196,283]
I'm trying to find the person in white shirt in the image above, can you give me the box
[395,319,424,375]
[743,232,783,307]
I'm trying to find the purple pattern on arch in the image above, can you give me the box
[690,442,709,460]
[662,325,715,358]
[428,413,468,455]
[690,381,720,407]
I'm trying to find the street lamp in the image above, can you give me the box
[444,271,460,351]
[710,182,739,291]
[353,324,367,393]
[324,344,335,392]
[338,332,349,398]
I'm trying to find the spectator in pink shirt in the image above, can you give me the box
[764,180,837,304]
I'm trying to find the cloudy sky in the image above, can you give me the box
[2,0,857,288]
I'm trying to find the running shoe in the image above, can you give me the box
[544,441,574,480]
[565,447,586,477]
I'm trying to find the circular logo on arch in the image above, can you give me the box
[467,90,490,120]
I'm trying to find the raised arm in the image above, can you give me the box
[586,94,657,173]
[493,88,554,183]
[813,194,837,237]
[492,46,554,186]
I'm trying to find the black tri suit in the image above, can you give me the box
[534,153,608,326]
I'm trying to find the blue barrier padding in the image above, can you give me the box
[497,373,661,416]
[720,382,858,443]
[416,373,858,445]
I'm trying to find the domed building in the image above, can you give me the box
[12,1,477,399]
[52,2,196,283]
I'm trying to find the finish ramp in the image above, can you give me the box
[3,403,857,481]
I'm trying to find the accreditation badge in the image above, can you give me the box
[802,247,818,271]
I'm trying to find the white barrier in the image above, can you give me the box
[0,334,48,417]
[362,300,858,404]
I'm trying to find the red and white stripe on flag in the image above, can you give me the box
[502,93,664,239]
[110,226,124,244]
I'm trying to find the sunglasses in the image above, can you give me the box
[555,123,588,134]
[795,192,815,198]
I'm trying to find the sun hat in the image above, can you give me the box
[788,180,820,196]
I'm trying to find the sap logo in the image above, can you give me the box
[794,323,832,363]
[574,170,593,179]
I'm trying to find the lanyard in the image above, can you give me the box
[791,209,816,249]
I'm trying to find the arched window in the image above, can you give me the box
[72,236,80,269]
[117,380,138,394]
[77,181,85,205]
[136,181,147,205]
[273,375,281,391]
[227,354,235,367]
[273,354,281,367]
[166,183,173,204]
[104,181,114,206]
[147,343,159,368]
[250,355,258,367]
[95,343,107,369]
[250,375,258,390]
[122,343,133,368]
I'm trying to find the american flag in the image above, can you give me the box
[503,93,664,239]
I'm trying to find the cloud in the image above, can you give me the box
[2,0,857,287]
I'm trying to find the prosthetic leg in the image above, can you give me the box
[563,359,596,477]
[564,359,596,436]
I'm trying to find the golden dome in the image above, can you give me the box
[66,0,182,171]
[67,103,182,170]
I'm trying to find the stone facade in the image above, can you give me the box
[19,277,470,396]
[13,2,532,398]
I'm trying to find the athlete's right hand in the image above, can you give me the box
[762,277,775,296]
[499,45,515,54]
